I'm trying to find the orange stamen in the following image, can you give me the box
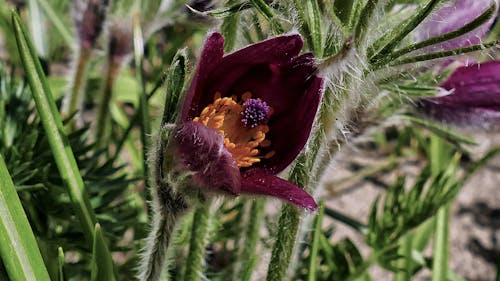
[193,92,274,167]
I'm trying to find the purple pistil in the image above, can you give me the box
[241,98,271,128]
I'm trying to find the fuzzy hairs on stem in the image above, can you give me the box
[137,125,190,281]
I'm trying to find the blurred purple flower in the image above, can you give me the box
[418,61,500,130]
[174,32,324,211]
[415,0,497,53]
[73,0,109,49]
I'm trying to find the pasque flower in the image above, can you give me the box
[413,0,500,130]
[418,61,500,130]
[415,0,497,53]
[174,32,323,211]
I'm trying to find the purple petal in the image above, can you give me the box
[435,61,500,108]
[181,32,225,121]
[415,0,496,52]
[418,100,500,131]
[241,169,318,211]
[174,121,241,195]
[213,53,323,174]
[185,33,305,120]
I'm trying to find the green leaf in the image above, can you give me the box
[333,0,355,25]
[162,49,187,125]
[354,0,381,48]
[12,11,97,245]
[221,0,240,52]
[304,0,323,57]
[250,0,285,34]
[389,40,500,66]
[90,224,117,281]
[0,154,51,281]
[307,201,325,281]
[57,247,65,281]
[369,0,444,63]
[199,1,252,19]
[385,3,497,63]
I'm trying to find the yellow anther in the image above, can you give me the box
[193,92,274,168]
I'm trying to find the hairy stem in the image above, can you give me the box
[137,128,189,281]
[236,200,265,281]
[183,203,212,281]
[266,204,302,281]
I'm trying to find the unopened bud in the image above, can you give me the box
[73,0,109,49]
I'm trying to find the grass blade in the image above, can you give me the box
[90,224,117,281]
[12,11,97,245]
[307,201,324,281]
[0,154,51,281]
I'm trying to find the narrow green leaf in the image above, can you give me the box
[199,1,252,19]
[0,154,51,281]
[221,0,240,52]
[162,49,187,125]
[307,201,324,281]
[390,41,499,66]
[57,247,65,281]
[90,224,117,281]
[250,0,285,34]
[369,0,443,63]
[333,0,354,25]
[354,0,380,48]
[12,11,97,244]
[305,0,323,57]
[386,3,497,63]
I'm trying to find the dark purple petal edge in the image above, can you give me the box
[241,170,318,211]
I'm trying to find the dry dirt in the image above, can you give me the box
[323,132,500,281]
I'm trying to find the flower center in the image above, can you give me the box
[193,92,274,168]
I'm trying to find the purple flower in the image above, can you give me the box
[415,0,497,53]
[174,32,324,211]
[418,61,500,130]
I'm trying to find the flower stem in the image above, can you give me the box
[94,61,120,150]
[266,203,302,281]
[65,46,91,129]
[236,200,265,281]
[183,203,212,281]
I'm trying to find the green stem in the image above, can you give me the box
[430,134,450,281]
[431,206,450,281]
[236,200,265,281]
[265,204,301,281]
[307,201,324,281]
[94,61,119,150]
[66,46,91,128]
[183,204,212,281]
